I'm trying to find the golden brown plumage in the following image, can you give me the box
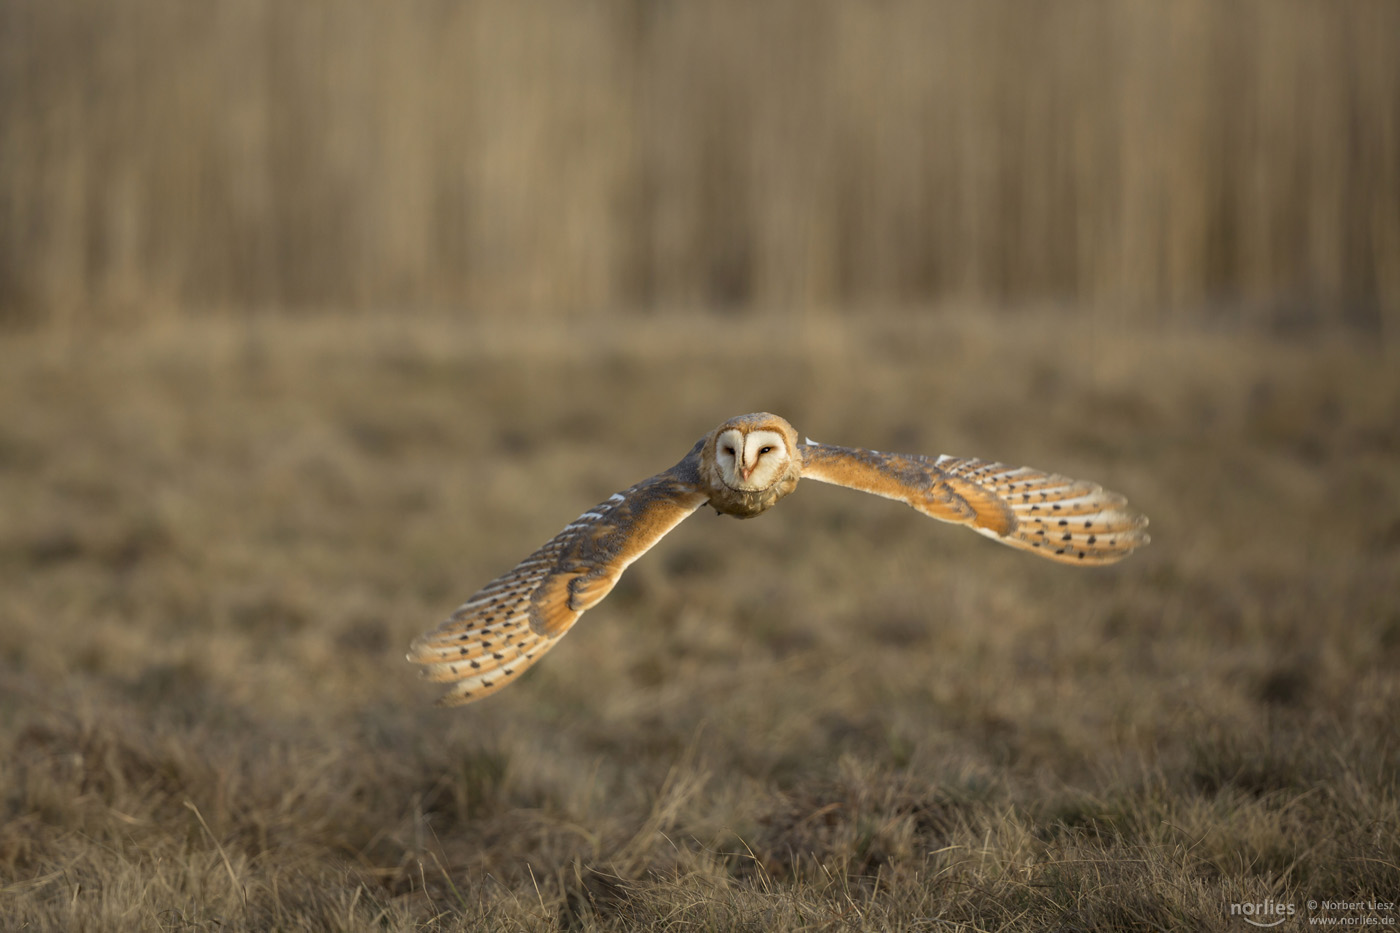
[408,412,1149,705]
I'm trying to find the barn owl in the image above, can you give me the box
[408,412,1149,705]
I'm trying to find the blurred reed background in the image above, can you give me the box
[1,0,1397,330]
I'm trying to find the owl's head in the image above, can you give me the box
[708,412,798,492]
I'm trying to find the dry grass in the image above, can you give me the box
[1,310,1397,930]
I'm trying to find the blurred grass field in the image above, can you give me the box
[1,310,1396,930]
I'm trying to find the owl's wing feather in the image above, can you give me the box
[407,443,709,705]
[800,443,1148,565]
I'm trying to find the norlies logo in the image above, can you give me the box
[1230,898,1296,927]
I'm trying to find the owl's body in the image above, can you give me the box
[409,413,1150,705]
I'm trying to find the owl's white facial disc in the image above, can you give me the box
[716,427,789,491]
[714,429,744,488]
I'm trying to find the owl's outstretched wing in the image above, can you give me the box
[799,442,1148,565]
[407,442,709,705]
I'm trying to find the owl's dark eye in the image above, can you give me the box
[759,446,773,455]
[722,446,735,456]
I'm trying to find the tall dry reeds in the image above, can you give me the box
[1,0,1396,327]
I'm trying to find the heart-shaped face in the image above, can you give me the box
[713,426,792,492]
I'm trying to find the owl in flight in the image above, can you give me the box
[408,412,1149,705]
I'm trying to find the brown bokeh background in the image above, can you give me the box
[3,0,1397,328]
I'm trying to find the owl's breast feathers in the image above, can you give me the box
[705,481,794,518]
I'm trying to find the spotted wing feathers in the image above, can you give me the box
[800,443,1148,565]
[407,451,709,705]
